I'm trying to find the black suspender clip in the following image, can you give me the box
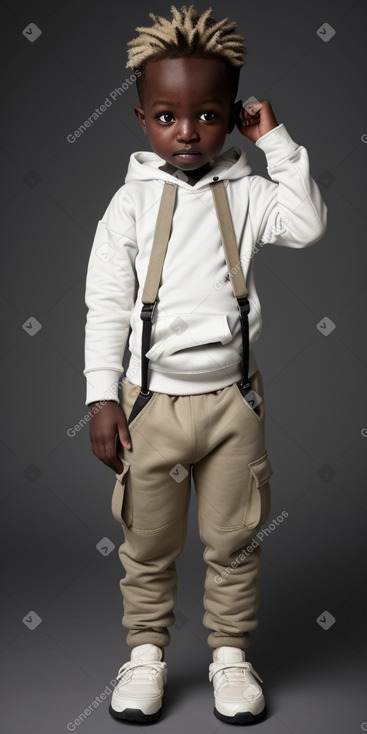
[141,301,157,322]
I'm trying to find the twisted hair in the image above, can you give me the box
[126,5,247,101]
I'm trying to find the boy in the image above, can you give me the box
[84,4,327,725]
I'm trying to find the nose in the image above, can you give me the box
[176,119,199,143]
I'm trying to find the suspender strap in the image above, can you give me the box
[210,181,251,395]
[210,182,248,298]
[139,183,177,395]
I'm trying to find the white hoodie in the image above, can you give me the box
[83,123,327,405]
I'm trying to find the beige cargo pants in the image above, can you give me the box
[111,369,273,650]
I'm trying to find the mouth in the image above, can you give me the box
[173,150,202,163]
[174,149,201,154]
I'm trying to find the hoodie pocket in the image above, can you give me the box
[143,313,240,373]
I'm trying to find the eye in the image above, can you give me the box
[157,113,174,123]
[199,111,216,121]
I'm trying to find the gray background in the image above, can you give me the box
[1,0,367,732]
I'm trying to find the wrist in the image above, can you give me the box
[88,399,117,409]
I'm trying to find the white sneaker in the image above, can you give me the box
[209,646,266,724]
[109,643,167,722]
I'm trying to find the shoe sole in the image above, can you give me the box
[213,704,267,725]
[109,703,162,723]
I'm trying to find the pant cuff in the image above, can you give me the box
[207,632,250,649]
[126,628,171,649]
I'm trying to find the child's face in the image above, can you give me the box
[135,57,241,185]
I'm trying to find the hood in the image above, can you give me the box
[124,146,252,190]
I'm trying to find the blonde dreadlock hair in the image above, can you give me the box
[126,4,247,101]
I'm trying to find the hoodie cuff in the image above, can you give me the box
[85,369,123,406]
[255,123,300,169]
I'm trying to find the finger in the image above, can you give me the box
[90,436,122,473]
[118,428,131,450]
[101,435,123,473]
[242,111,257,126]
[106,450,124,474]
[244,102,262,116]
[238,109,250,126]
[110,457,124,474]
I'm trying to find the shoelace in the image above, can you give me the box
[209,661,263,696]
[116,659,167,684]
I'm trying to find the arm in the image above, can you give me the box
[83,186,138,472]
[236,100,328,247]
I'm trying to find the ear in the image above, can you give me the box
[227,99,243,133]
[134,105,148,135]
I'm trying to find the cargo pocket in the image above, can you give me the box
[111,459,132,527]
[244,451,273,529]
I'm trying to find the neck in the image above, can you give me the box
[159,161,211,186]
